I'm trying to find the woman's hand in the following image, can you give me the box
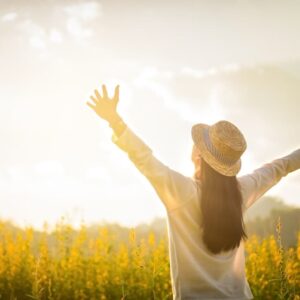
[86,84,120,123]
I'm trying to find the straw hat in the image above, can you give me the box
[191,120,247,176]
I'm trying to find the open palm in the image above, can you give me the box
[86,84,120,123]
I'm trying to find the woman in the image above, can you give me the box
[86,84,300,300]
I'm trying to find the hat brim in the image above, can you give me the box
[191,123,241,177]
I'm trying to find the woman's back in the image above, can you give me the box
[165,178,253,300]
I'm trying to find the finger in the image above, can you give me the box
[102,84,108,99]
[86,101,96,110]
[90,95,98,105]
[114,85,119,104]
[94,89,102,101]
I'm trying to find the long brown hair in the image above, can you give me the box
[197,156,248,254]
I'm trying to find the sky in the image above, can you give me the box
[1,0,300,230]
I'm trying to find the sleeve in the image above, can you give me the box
[111,125,196,212]
[238,148,300,211]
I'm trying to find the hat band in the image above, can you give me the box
[203,127,238,166]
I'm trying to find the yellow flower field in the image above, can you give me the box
[0,220,299,300]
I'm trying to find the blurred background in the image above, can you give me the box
[1,0,300,230]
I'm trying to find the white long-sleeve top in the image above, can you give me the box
[111,124,300,300]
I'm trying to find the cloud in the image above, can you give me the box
[64,2,102,40]
[33,160,65,178]
[181,64,242,78]
[2,12,18,22]
[20,19,47,49]
[64,2,101,21]
[66,18,93,39]
[15,1,102,52]
[19,19,64,50]
[132,66,226,124]
[49,29,63,44]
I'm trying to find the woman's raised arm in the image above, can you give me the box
[238,148,300,211]
[86,84,196,212]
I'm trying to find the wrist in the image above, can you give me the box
[108,114,127,137]
[108,113,122,125]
